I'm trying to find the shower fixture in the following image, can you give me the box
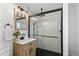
[32,17,38,24]
[39,8,45,17]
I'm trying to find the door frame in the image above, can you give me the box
[28,8,63,56]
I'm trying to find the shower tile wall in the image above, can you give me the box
[30,11,61,53]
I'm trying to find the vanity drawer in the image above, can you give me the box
[28,40,36,56]
[23,47,29,56]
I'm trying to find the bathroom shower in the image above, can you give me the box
[29,8,63,56]
[32,17,38,37]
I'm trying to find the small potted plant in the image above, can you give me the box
[13,30,21,38]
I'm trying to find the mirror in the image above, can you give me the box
[14,6,28,30]
[16,18,25,30]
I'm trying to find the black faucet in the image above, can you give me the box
[20,33,26,40]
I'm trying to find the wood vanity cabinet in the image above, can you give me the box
[13,40,36,56]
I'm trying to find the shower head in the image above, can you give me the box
[32,17,38,24]
[32,17,38,22]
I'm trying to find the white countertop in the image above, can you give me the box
[13,38,36,45]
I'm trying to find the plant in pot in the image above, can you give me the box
[13,30,21,38]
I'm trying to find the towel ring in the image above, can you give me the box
[4,23,13,29]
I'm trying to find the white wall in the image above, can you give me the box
[63,4,68,56]
[76,4,79,56]
[68,3,79,56]
[68,4,77,56]
[0,4,15,56]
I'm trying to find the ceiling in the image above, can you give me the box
[15,3,63,16]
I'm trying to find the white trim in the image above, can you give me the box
[63,3,68,56]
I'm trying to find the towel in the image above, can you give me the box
[4,25,13,40]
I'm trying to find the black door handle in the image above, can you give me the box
[60,30,61,32]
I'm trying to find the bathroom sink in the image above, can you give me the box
[13,38,36,45]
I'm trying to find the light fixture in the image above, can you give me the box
[15,6,27,18]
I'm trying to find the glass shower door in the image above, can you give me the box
[30,11,61,54]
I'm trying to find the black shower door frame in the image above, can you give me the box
[28,8,63,56]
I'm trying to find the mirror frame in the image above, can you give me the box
[13,8,28,30]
